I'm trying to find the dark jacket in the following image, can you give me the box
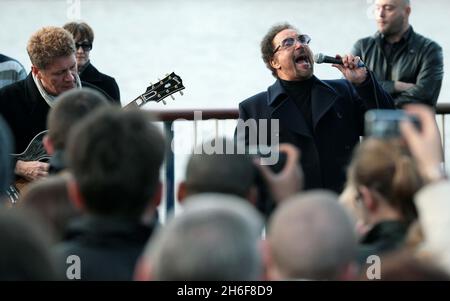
[0,73,49,153]
[54,215,156,281]
[238,75,394,193]
[352,27,443,107]
[357,220,409,265]
[79,62,120,102]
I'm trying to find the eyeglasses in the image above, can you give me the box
[273,34,311,54]
[75,42,92,51]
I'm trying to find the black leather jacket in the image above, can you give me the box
[352,27,443,107]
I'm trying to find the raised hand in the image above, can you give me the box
[332,54,368,85]
[400,104,445,183]
[254,143,303,204]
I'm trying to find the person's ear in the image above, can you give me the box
[405,5,411,17]
[43,134,55,155]
[31,65,41,79]
[66,177,86,212]
[359,186,377,212]
[270,56,281,70]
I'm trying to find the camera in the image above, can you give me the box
[365,109,421,138]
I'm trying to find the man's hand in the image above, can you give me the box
[394,81,415,93]
[400,104,445,183]
[254,143,303,204]
[15,160,49,181]
[332,54,368,85]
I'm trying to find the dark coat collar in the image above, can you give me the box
[268,76,339,137]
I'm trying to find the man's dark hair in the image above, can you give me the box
[261,23,296,78]
[67,107,165,218]
[47,88,109,150]
[185,138,256,198]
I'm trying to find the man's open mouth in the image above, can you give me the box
[295,54,310,67]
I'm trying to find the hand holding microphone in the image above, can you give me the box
[315,53,368,85]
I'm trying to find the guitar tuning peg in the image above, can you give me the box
[170,95,175,100]
[162,99,167,105]
[180,91,184,96]
[149,82,153,86]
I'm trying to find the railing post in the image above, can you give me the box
[441,114,446,167]
[164,120,175,216]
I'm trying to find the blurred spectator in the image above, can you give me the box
[44,88,109,174]
[54,107,164,280]
[401,104,450,274]
[19,174,79,242]
[0,208,60,280]
[136,194,264,281]
[348,138,423,264]
[265,190,357,280]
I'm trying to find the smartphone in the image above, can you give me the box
[365,109,421,138]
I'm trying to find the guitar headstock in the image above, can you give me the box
[129,72,185,108]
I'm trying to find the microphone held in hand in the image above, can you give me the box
[314,53,365,68]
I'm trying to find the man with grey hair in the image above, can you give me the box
[0,26,118,185]
[265,190,358,280]
[136,194,264,281]
[0,27,79,182]
[352,0,443,107]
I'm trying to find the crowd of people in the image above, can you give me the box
[1,0,449,281]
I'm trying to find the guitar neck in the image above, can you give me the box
[123,96,143,110]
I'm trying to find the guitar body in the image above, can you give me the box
[5,72,185,204]
[6,130,51,203]
[13,130,50,162]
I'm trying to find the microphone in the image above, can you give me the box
[314,53,365,68]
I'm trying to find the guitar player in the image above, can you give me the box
[0,26,119,185]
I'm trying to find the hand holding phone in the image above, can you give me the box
[254,143,303,204]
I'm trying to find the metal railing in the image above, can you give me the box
[150,103,450,217]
